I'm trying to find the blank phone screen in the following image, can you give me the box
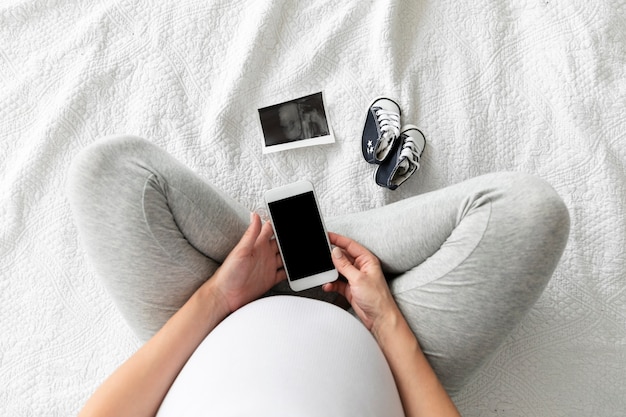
[268,191,334,281]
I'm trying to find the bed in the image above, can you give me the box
[1,0,624,415]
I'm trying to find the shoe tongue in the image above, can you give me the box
[375,99,400,113]
[396,158,410,176]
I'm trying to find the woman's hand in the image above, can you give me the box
[209,212,286,314]
[324,232,461,417]
[78,213,284,417]
[322,232,400,333]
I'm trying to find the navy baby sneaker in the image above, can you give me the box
[374,125,426,190]
[361,97,402,164]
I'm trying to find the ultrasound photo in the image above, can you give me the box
[258,92,334,154]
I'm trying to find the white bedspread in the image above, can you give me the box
[1,1,625,415]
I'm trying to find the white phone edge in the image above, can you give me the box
[264,180,338,292]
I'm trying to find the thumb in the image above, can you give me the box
[331,247,359,281]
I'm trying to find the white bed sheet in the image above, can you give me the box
[1,0,625,415]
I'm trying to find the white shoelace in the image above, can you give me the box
[395,136,422,176]
[374,108,401,157]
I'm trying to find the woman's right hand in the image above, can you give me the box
[322,232,401,333]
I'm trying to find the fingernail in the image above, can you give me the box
[332,247,343,259]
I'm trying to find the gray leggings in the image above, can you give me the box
[67,135,570,395]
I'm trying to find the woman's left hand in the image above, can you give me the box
[209,212,286,314]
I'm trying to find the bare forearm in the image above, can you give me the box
[78,281,229,417]
[373,308,460,417]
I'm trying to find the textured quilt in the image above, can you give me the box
[1,0,625,415]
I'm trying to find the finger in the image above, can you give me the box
[330,233,380,272]
[329,232,374,260]
[259,218,275,241]
[275,253,283,269]
[276,269,287,283]
[237,212,262,251]
[330,246,363,283]
[329,233,354,264]
[332,246,355,264]
[322,280,349,299]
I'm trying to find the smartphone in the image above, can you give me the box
[264,180,338,292]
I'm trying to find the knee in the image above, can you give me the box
[508,172,569,229]
[492,171,571,254]
[66,135,150,201]
[68,135,150,180]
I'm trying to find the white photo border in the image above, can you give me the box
[258,92,335,154]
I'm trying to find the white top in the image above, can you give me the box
[157,296,405,417]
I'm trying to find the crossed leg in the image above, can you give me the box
[67,135,569,394]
